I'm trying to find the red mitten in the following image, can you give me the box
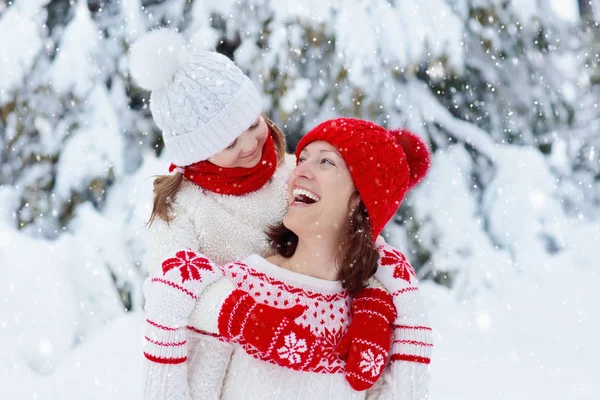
[218,290,323,371]
[336,287,396,391]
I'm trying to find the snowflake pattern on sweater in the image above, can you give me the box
[220,257,350,374]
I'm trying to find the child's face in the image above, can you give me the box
[209,116,269,168]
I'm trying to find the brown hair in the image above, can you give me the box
[266,192,379,295]
[146,115,287,227]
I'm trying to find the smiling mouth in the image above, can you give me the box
[292,188,321,205]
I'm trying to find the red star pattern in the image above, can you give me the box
[161,250,213,283]
[379,247,416,283]
[321,326,344,360]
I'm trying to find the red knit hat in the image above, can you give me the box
[295,118,431,241]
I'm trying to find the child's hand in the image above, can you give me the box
[336,287,396,391]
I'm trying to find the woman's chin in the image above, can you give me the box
[282,214,302,235]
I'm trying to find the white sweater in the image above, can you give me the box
[144,161,292,400]
[188,255,430,400]
[143,158,432,399]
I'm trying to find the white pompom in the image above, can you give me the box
[129,28,187,91]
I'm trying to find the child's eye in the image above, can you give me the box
[226,139,238,150]
[249,120,260,130]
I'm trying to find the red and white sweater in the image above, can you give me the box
[142,157,433,399]
[184,254,432,400]
[143,161,292,400]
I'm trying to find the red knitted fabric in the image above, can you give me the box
[169,129,277,196]
[218,289,323,372]
[295,119,431,240]
[336,287,396,391]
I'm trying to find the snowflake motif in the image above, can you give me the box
[276,332,308,365]
[321,327,344,359]
[161,250,213,283]
[359,349,385,377]
[379,247,416,282]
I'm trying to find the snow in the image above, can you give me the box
[2,145,599,399]
[0,0,48,103]
[50,1,100,98]
[1,0,599,399]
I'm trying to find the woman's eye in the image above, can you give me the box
[321,158,335,166]
[297,157,306,164]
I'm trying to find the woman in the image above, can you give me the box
[144,118,433,399]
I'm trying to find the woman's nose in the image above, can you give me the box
[295,160,315,179]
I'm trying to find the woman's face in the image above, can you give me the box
[284,141,357,239]
[209,115,268,168]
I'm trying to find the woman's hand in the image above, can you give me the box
[336,287,396,391]
[218,289,323,371]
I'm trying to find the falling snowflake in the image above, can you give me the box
[359,349,385,377]
[161,250,213,283]
[277,332,308,365]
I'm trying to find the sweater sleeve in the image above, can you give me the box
[142,194,226,400]
[187,277,237,399]
[367,238,433,400]
[366,361,430,400]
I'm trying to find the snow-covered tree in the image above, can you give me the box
[0,0,598,387]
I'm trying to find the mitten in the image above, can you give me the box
[336,287,396,391]
[144,249,223,364]
[218,289,322,371]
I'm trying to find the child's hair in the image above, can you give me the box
[266,192,379,295]
[147,115,286,227]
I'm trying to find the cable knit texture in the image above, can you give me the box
[143,161,291,400]
[129,29,263,166]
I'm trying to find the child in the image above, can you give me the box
[130,30,432,400]
[129,28,292,399]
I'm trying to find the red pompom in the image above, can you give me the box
[389,129,431,190]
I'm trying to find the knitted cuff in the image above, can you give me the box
[352,287,397,324]
[217,290,256,339]
[143,319,187,364]
[390,325,433,364]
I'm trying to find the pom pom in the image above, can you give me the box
[389,129,431,189]
[129,28,187,91]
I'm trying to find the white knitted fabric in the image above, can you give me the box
[374,238,434,366]
[129,29,263,166]
[142,161,291,400]
[187,255,432,400]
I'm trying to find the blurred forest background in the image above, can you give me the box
[1,0,599,398]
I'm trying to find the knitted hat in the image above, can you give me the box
[295,118,431,240]
[129,29,263,166]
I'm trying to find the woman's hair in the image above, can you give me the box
[266,192,379,295]
[147,115,286,227]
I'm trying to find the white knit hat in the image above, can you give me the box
[129,29,263,166]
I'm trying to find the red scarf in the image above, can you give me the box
[169,131,277,196]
